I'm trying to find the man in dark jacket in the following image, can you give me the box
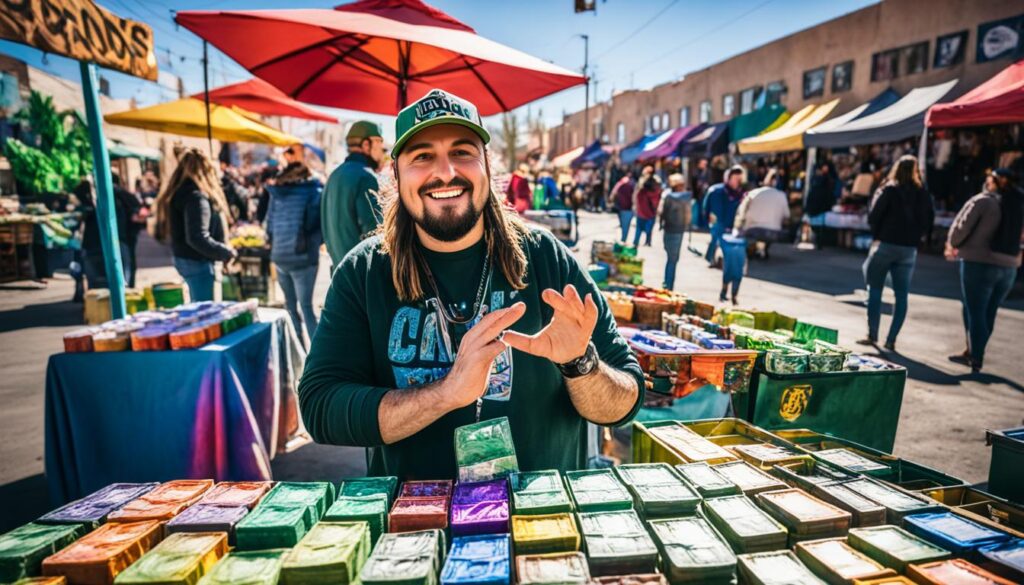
[322,121,385,268]
[702,166,745,266]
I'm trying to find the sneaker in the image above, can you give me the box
[947,353,971,366]
[883,341,896,352]
[855,337,877,346]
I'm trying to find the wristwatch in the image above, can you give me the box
[557,342,599,379]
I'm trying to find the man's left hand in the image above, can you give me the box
[503,284,598,364]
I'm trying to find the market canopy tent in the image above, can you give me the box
[105,98,302,146]
[551,146,585,168]
[927,60,1024,127]
[681,122,729,157]
[803,88,902,147]
[637,124,703,161]
[737,99,840,154]
[192,78,338,123]
[107,141,162,160]
[728,105,789,142]
[804,80,956,148]
[570,140,611,169]
[175,0,586,115]
[619,134,661,165]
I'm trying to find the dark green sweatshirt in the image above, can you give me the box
[298,228,643,480]
[321,152,382,268]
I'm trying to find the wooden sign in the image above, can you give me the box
[0,0,157,80]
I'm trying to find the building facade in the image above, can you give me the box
[547,0,1024,157]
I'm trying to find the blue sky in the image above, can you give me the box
[0,0,876,141]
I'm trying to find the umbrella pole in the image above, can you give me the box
[203,41,213,156]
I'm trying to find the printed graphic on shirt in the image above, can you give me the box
[388,290,515,400]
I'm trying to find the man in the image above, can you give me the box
[299,89,643,479]
[610,171,636,242]
[702,165,746,266]
[734,169,790,259]
[658,173,692,290]
[322,120,386,268]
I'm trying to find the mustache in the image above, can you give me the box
[418,177,473,197]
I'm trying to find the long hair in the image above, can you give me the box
[380,171,532,302]
[154,148,231,242]
[886,155,923,189]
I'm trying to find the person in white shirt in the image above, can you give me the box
[735,169,790,258]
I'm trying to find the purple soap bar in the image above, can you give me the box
[452,500,510,536]
[400,480,453,499]
[38,482,160,525]
[166,504,248,534]
[453,480,509,506]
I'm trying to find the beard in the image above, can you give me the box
[411,177,486,242]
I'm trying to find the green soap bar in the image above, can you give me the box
[114,551,203,584]
[235,504,309,550]
[847,525,950,573]
[197,550,287,585]
[565,470,633,513]
[614,464,699,517]
[454,417,519,482]
[281,521,371,585]
[514,491,574,515]
[648,516,736,583]
[324,495,388,545]
[511,471,562,494]
[0,522,86,582]
[261,482,335,527]
[675,463,741,498]
[340,477,399,508]
[578,511,658,576]
[702,496,788,554]
[737,550,826,585]
[361,530,444,585]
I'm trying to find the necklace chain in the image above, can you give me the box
[420,248,492,325]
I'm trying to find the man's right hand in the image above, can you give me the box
[438,302,526,411]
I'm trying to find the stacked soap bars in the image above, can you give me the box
[280,521,371,584]
[793,538,896,584]
[564,470,633,513]
[577,510,658,577]
[902,512,1010,556]
[674,463,740,498]
[847,526,951,573]
[755,488,851,546]
[450,480,510,536]
[712,461,787,497]
[736,550,827,585]
[41,520,163,584]
[511,515,580,556]
[648,516,736,584]
[515,553,590,585]
[235,482,335,550]
[196,550,287,585]
[440,534,511,585]
[390,481,452,533]
[613,464,700,518]
[0,523,87,582]
[107,480,214,522]
[328,476,399,546]
[38,483,158,528]
[110,531,228,584]
[454,418,519,483]
[510,471,573,515]
[360,529,446,585]
[338,477,399,507]
[702,495,788,553]
[166,481,270,543]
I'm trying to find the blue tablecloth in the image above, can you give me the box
[45,313,302,504]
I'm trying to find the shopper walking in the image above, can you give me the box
[323,121,385,269]
[946,168,1023,373]
[266,146,323,345]
[77,175,137,290]
[154,148,236,302]
[610,172,636,241]
[658,173,692,290]
[633,175,661,247]
[858,155,934,351]
[702,166,745,266]
[735,169,790,259]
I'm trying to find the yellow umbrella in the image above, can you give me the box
[104,98,301,146]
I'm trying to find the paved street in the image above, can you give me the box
[1,210,1022,531]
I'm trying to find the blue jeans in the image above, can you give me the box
[83,243,131,290]
[705,223,724,263]
[617,210,634,242]
[634,218,655,246]
[959,260,1016,364]
[173,256,215,302]
[277,262,319,343]
[863,243,916,344]
[663,232,684,290]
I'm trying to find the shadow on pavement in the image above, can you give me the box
[0,299,81,334]
[872,349,1024,393]
[0,474,48,532]
[271,442,368,481]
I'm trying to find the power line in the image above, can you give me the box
[595,0,681,60]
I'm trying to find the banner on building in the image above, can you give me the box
[0,0,157,80]
[977,13,1024,63]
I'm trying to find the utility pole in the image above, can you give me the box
[578,34,590,147]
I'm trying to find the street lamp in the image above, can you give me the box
[575,34,590,147]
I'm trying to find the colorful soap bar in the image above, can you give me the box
[281,521,371,585]
[813,449,889,474]
[41,520,163,585]
[260,482,335,528]
[840,479,940,524]
[451,496,509,537]
[360,530,445,585]
[564,470,633,513]
[648,516,736,584]
[234,504,309,550]
[454,418,519,483]
[977,539,1024,583]
[578,510,658,577]
[165,505,248,540]
[592,575,668,585]
[324,494,389,544]
[903,512,1011,554]
[736,550,827,585]
[847,525,951,573]
[0,523,86,582]
[195,550,287,585]
[440,534,510,585]
[399,481,453,500]
[515,553,590,585]
[111,531,227,584]
[674,462,740,498]
[712,461,788,497]
[511,514,580,555]
[907,558,1016,585]
[731,443,807,468]
[390,497,449,533]
[613,463,700,517]
[107,480,214,522]
[339,477,399,508]
[794,537,895,584]
[510,471,573,515]
[38,484,159,527]
[702,495,789,554]
[755,488,851,540]
[808,482,887,528]
[647,424,736,465]
[198,482,271,509]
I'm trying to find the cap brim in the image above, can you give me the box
[391,118,490,159]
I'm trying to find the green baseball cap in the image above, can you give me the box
[392,89,490,158]
[347,120,383,141]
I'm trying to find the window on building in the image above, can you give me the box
[803,66,827,99]
[871,48,900,81]
[934,31,967,68]
[651,115,660,132]
[699,100,712,123]
[740,86,762,115]
[661,112,670,130]
[903,41,929,75]
[680,106,690,126]
[831,62,854,93]
[616,122,625,144]
[594,120,603,142]
[722,95,735,118]
[765,81,787,106]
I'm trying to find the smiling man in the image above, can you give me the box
[298,89,643,480]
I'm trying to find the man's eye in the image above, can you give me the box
[414,152,432,161]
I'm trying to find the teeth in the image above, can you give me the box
[428,188,464,199]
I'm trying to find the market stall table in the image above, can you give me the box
[45,309,304,504]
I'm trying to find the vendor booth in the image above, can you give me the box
[637,124,703,162]
[728,104,789,142]
[737,99,840,154]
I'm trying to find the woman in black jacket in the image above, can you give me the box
[859,155,934,351]
[154,148,236,302]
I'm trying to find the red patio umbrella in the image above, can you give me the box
[193,78,338,123]
[175,0,586,116]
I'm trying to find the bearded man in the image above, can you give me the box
[298,89,643,479]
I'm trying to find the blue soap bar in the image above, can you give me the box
[979,538,1024,583]
[441,534,511,585]
[904,512,1011,554]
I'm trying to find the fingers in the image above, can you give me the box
[501,330,539,356]
[464,302,526,347]
[582,292,599,330]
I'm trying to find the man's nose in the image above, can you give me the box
[432,154,458,183]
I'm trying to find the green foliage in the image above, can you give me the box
[5,91,94,195]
